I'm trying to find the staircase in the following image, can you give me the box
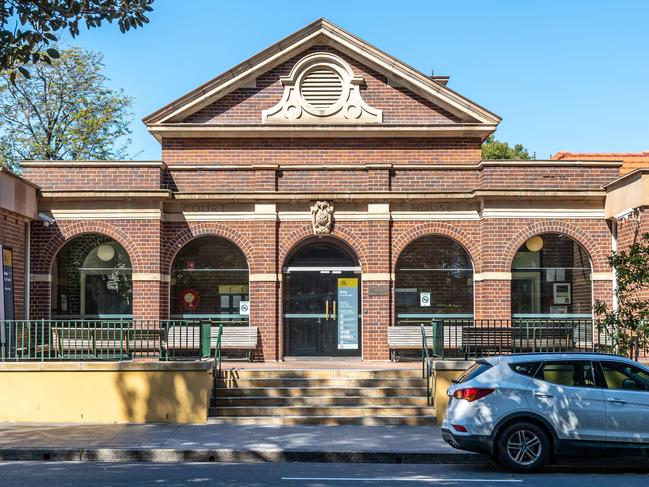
[208,367,436,426]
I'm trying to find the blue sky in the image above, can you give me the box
[64,0,649,160]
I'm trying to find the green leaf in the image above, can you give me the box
[46,48,60,59]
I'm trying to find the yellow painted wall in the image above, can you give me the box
[433,360,474,425]
[0,361,213,423]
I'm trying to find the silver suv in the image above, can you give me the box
[442,353,649,471]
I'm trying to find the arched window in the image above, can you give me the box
[395,235,474,324]
[511,233,592,319]
[51,235,132,318]
[170,236,249,321]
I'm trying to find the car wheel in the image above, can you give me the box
[496,421,550,473]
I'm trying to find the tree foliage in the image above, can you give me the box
[594,232,649,359]
[481,135,532,160]
[0,0,154,78]
[0,46,133,170]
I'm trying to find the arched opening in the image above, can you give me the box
[395,235,474,325]
[51,234,132,319]
[511,233,592,319]
[170,236,249,322]
[283,238,361,357]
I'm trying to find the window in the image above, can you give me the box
[537,361,595,388]
[456,361,492,383]
[170,236,249,321]
[600,361,649,391]
[509,362,541,377]
[511,233,592,319]
[51,235,132,319]
[395,236,473,325]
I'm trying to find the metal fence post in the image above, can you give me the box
[200,320,211,359]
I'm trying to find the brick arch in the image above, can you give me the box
[279,224,369,272]
[163,223,256,273]
[501,221,607,272]
[392,222,481,272]
[37,221,143,273]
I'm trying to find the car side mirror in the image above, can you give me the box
[622,379,639,390]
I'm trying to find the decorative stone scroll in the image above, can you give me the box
[262,52,382,124]
[311,201,335,235]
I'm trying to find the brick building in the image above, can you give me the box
[5,19,647,361]
[0,168,38,322]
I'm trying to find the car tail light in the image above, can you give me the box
[453,387,495,402]
[452,424,468,433]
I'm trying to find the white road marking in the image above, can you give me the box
[281,477,522,483]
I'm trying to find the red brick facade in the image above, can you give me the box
[12,20,638,361]
[0,207,27,320]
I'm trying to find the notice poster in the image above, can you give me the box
[337,277,359,350]
[2,247,14,321]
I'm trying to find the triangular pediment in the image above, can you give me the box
[144,18,500,136]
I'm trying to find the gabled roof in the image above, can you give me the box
[143,18,501,130]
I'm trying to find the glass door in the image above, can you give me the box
[284,270,361,357]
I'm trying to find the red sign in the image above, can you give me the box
[180,288,200,310]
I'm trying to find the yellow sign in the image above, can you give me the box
[338,278,358,288]
[2,249,12,269]
[218,285,248,294]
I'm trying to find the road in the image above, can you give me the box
[0,462,648,486]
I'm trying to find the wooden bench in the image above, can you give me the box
[165,325,258,360]
[52,326,131,359]
[388,323,466,361]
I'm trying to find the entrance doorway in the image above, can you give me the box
[283,239,362,357]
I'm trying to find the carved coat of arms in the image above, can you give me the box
[311,201,335,235]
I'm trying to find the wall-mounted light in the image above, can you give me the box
[525,235,544,252]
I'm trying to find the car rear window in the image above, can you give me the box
[509,362,541,377]
[456,361,492,383]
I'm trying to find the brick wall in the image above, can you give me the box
[29,218,163,320]
[479,164,619,190]
[22,165,163,191]
[185,46,463,126]
[0,208,26,320]
[162,137,483,166]
[23,211,615,360]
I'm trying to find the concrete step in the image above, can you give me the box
[212,395,429,407]
[209,405,435,417]
[206,415,437,426]
[214,377,427,388]
[220,369,421,379]
[213,386,428,398]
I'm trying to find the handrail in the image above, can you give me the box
[421,322,433,406]
[214,322,224,379]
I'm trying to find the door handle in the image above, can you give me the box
[607,398,627,405]
[325,300,329,320]
[332,301,337,320]
[533,392,554,399]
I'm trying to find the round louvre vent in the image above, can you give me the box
[300,67,343,109]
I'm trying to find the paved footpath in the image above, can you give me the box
[0,423,480,463]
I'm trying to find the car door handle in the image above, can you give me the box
[607,398,627,405]
[533,392,554,398]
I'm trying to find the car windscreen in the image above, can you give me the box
[456,361,492,383]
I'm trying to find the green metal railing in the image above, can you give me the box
[214,323,224,379]
[408,318,643,361]
[429,319,625,359]
[0,319,240,362]
[420,323,433,405]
